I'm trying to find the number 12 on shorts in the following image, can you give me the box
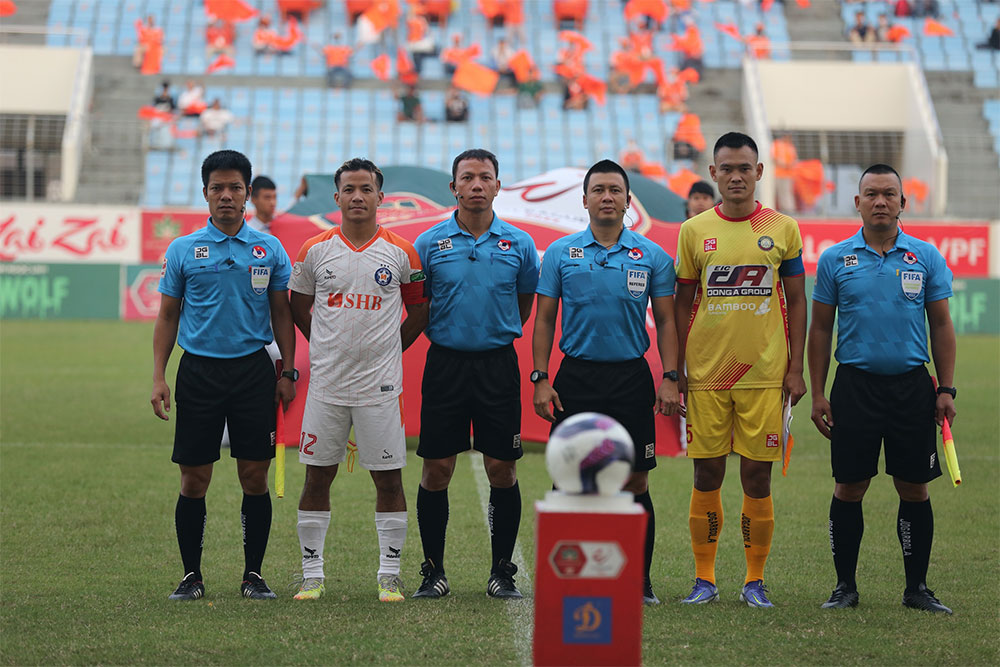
[300,432,317,456]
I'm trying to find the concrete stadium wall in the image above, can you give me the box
[0,46,82,114]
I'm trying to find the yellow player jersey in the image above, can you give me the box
[676,202,803,390]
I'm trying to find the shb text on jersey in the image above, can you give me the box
[327,292,383,310]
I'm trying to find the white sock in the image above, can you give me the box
[375,511,407,577]
[297,510,330,579]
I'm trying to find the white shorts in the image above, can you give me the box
[299,395,407,470]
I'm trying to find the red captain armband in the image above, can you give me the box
[401,280,428,305]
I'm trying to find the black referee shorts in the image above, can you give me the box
[829,363,942,484]
[417,343,523,461]
[551,355,657,472]
[172,348,276,466]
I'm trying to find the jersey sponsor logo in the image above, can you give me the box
[705,265,773,297]
[766,433,779,448]
[303,546,320,560]
[252,245,267,259]
[903,251,917,265]
[160,257,167,278]
[757,235,774,251]
[437,238,453,251]
[327,292,383,310]
[380,384,394,392]
[704,238,717,252]
[374,266,393,286]
[844,254,859,267]
[409,269,425,282]
[626,269,648,298]
[930,452,936,468]
[382,449,394,461]
[292,262,303,277]
[513,434,522,449]
[628,247,643,261]
[250,266,270,295]
[194,245,209,259]
[644,443,655,459]
[497,239,511,251]
[568,247,584,259]
[900,271,923,300]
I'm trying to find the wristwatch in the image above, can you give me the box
[936,386,956,399]
[663,370,679,381]
[280,368,299,382]
[529,370,549,383]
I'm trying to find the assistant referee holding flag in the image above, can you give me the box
[809,164,956,613]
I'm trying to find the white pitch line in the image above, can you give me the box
[469,451,534,667]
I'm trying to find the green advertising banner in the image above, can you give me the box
[0,263,120,319]
[951,279,1000,335]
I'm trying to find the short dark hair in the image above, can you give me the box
[201,150,252,187]
[688,180,715,198]
[334,157,384,191]
[712,132,759,160]
[583,159,630,196]
[858,163,902,189]
[451,148,498,182]
[251,175,276,193]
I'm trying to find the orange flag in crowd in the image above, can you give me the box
[206,54,236,73]
[508,50,535,83]
[363,0,401,32]
[478,0,502,19]
[205,0,257,22]
[453,60,499,95]
[886,24,911,42]
[667,168,701,198]
[673,113,706,152]
[272,17,301,51]
[795,0,810,7]
[624,0,668,23]
[714,21,742,41]
[902,178,929,203]
[923,18,953,37]
[761,0,774,11]
[371,53,391,81]
[137,106,174,122]
[559,30,593,51]
[578,74,607,105]
[0,1,17,17]
[641,162,668,180]
[677,66,699,83]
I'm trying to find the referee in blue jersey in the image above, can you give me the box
[808,164,956,614]
[532,159,682,605]
[151,150,297,601]
[411,149,540,599]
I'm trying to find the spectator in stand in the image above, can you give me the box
[247,176,279,233]
[398,85,425,122]
[444,86,469,122]
[322,32,354,88]
[200,99,235,138]
[178,80,206,117]
[502,0,526,48]
[911,0,939,18]
[677,17,704,76]
[150,81,176,150]
[254,15,279,54]
[133,15,164,75]
[747,23,771,59]
[620,139,645,173]
[153,81,176,113]
[894,0,912,18]
[686,180,716,218]
[517,65,544,109]
[441,34,465,76]
[205,19,235,61]
[977,17,1000,50]
[405,8,437,75]
[657,72,688,113]
[493,37,517,90]
[848,11,876,44]
[563,78,588,111]
[772,133,798,213]
[876,14,891,42]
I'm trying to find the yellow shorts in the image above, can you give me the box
[685,387,783,461]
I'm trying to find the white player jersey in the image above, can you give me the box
[289,226,426,406]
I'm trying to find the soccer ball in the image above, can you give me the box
[546,412,635,495]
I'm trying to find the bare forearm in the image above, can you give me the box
[807,328,832,397]
[532,317,556,371]
[786,296,807,373]
[152,316,178,381]
[929,322,956,387]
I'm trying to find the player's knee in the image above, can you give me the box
[484,458,517,488]
[692,457,726,491]
[622,472,648,495]
[372,469,404,497]
[421,458,455,490]
[893,478,929,502]
[303,464,338,494]
[179,464,212,497]
[834,480,870,502]
[237,461,270,495]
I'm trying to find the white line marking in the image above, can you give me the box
[469,451,533,667]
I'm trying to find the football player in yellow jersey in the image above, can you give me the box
[674,132,807,608]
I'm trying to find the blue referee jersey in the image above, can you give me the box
[159,219,291,358]
[415,212,540,351]
[537,226,676,362]
[812,227,952,375]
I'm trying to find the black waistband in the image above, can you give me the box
[839,363,927,380]
[182,347,267,363]
[561,355,648,369]
[429,342,515,360]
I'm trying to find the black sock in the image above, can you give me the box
[241,492,271,580]
[635,490,655,581]
[417,485,449,573]
[175,494,206,581]
[898,498,933,593]
[488,481,521,571]
[829,496,864,591]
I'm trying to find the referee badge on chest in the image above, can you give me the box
[626,269,648,298]
[250,266,270,295]
[900,271,923,300]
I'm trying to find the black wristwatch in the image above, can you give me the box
[936,386,956,399]
[663,370,679,382]
[280,369,299,382]
[529,370,549,383]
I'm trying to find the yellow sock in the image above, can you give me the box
[742,494,774,584]
[689,488,723,584]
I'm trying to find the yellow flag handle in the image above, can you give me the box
[275,405,286,499]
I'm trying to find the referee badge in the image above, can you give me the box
[626,269,648,298]
[900,271,923,300]
[437,238,453,252]
[844,254,859,267]
[497,239,511,251]
[627,247,643,261]
[250,266,270,295]
[903,251,917,265]
[252,245,267,259]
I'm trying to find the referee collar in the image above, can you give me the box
[850,226,914,254]
[444,210,505,240]
[582,224,640,250]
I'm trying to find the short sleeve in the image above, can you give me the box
[414,231,432,296]
[675,222,699,283]
[269,241,291,291]
[400,239,428,305]
[649,247,676,297]
[516,233,540,294]
[157,239,185,298]
[812,249,838,306]
[536,240,563,298]
[924,246,954,302]
[288,244,316,296]
[779,219,805,277]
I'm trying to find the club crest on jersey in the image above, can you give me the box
[627,269,648,298]
[903,251,917,265]
[437,238,453,252]
[704,238,717,252]
[160,258,167,278]
[901,271,923,300]
[757,235,774,251]
[569,247,585,260]
[374,266,393,286]
[628,247,643,261]
[194,245,209,259]
[250,266,270,295]
[497,239,511,251]
[252,245,267,259]
[844,254,859,268]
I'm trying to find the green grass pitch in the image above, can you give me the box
[1,321,997,665]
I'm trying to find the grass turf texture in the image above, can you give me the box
[1,321,997,665]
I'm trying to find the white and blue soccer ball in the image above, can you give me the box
[546,412,635,496]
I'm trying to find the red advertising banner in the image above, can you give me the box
[140,210,207,263]
[797,220,991,277]
[0,204,140,263]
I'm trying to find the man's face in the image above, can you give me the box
[451,158,499,214]
[251,187,277,221]
[687,192,714,217]
[334,170,383,225]
[583,171,630,226]
[855,172,903,232]
[204,169,248,226]
[710,146,762,207]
